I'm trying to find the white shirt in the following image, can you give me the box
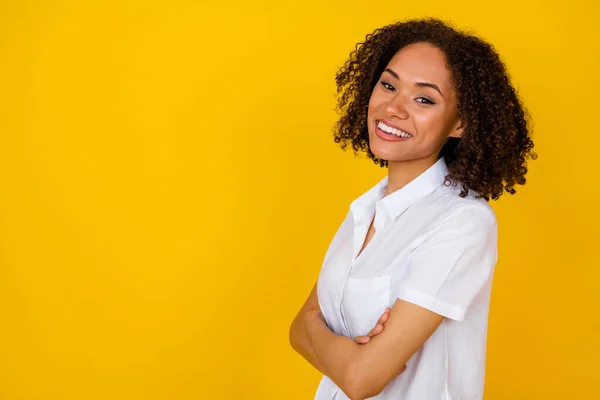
[315,157,498,400]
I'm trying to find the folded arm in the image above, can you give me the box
[289,282,327,375]
[290,283,444,400]
[305,297,444,399]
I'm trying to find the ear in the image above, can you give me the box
[448,119,464,139]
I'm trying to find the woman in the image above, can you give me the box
[289,18,536,400]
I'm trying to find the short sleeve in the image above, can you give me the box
[396,206,498,321]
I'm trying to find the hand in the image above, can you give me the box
[354,307,408,375]
[354,307,390,344]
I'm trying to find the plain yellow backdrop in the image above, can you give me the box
[0,0,598,398]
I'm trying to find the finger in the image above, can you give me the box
[367,324,384,337]
[376,307,391,324]
[367,325,381,337]
[379,312,390,324]
[355,335,370,344]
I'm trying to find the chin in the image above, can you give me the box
[370,141,405,162]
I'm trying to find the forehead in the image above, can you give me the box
[386,42,454,91]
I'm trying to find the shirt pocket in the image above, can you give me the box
[342,275,391,338]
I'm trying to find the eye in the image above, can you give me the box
[416,97,435,105]
[380,81,396,92]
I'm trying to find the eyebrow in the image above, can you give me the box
[383,68,444,98]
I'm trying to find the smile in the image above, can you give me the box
[376,121,412,138]
[375,120,413,141]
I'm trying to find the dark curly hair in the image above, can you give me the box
[333,18,537,201]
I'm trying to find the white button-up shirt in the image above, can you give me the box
[315,157,498,400]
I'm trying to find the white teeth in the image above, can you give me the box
[377,121,411,138]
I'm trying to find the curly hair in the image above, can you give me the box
[333,18,537,201]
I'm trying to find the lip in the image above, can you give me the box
[374,119,413,142]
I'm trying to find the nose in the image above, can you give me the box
[385,92,409,119]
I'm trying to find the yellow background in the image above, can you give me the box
[0,0,598,399]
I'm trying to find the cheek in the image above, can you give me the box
[367,97,377,115]
[412,111,448,137]
[412,110,438,125]
[368,89,385,113]
[367,100,380,127]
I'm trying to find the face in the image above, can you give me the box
[367,42,463,166]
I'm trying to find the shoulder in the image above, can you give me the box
[420,183,497,238]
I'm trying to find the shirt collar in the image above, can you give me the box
[349,173,388,225]
[350,157,449,225]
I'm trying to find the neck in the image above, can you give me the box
[384,155,440,197]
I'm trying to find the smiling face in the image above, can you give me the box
[368,42,464,167]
